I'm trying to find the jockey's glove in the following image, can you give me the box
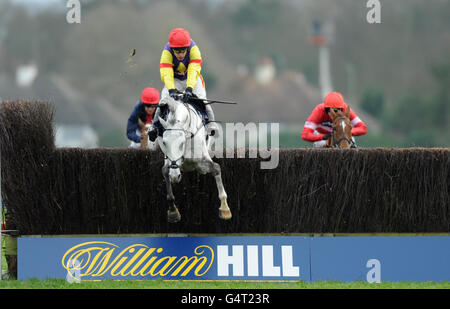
[168,88,179,100]
[183,87,193,103]
[322,134,331,140]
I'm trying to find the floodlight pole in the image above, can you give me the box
[319,44,333,100]
[309,19,333,100]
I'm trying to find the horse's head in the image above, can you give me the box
[327,107,353,149]
[159,98,190,183]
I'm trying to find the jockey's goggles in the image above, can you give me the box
[143,103,157,108]
[172,47,188,53]
[325,107,343,114]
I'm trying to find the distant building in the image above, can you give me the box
[55,124,99,148]
[0,72,124,130]
[236,64,249,78]
[254,57,276,85]
[16,64,38,88]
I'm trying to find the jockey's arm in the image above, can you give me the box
[352,122,367,136]
[160,49,175,90]
[126,104,142,143]
[301,125,326,142]
[127,122,141,143]
[186,45,202,89]
[349,109,367,136]
[301,106,327,142]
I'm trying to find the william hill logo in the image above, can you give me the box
[62,241,214,279]
[62,241,301,281]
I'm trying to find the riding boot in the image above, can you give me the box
[205,104,219,137]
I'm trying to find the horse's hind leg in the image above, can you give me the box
[162,164,181,223]
[208,161,232,220]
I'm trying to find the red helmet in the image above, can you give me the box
[324,92,346,109]
[169,28,191,48]
[140,88,160,105]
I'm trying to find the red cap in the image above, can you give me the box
[169,28,191,48]
[141,88,160,105]
[324,92,346,109]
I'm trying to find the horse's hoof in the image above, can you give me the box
[168,209,181,223]
[219,209,232,220]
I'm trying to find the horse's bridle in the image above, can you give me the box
[163,103,205,169]
[161,128,187,169]
[329,116,356,148]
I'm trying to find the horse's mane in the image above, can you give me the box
[167,100,201,127]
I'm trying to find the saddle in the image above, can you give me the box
[188,95,209,125]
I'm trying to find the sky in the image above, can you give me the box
[10,0,62,4]
[8,0,65,12]
[10,0,62,6]
[5,0,235,14]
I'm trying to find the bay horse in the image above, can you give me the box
[138,119,158,150]
[156,96,232,223]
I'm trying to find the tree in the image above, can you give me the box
[360,88,385,119]
[430,63,450,127]
[0,5,69,74]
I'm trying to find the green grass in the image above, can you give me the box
[0,279,448,289]
[1,236,6,274]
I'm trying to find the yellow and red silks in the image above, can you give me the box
[160,39,203,90]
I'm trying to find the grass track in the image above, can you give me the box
[0,279,449,289]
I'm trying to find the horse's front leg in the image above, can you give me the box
[162,162,181,223]
[208,161,232,220]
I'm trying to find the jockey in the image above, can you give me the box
[301,91,367,147]
[126,87,160,148]
[149,28,217,141]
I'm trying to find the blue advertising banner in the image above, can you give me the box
[310,236,450,282]
[18,235,450,282]
[18,236,310,281]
